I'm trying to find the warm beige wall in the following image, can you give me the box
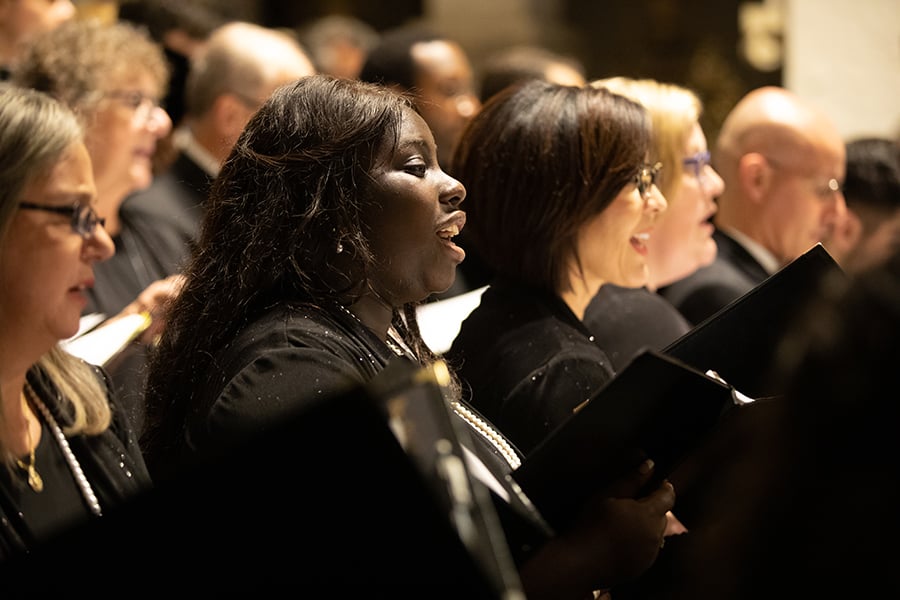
[786,0,900,140]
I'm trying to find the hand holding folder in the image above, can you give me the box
[511,349,741,531]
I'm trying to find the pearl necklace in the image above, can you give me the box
[334,302,413,359]
[333,302,522,470]
[450,401,521,470]
[24,383,103,517]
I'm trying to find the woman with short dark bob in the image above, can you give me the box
[142,74,674,598]
[447,80,668,455]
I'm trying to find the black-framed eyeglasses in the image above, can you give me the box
[18,202,106,238]
[635,162,663,197]
[683,151,711,179]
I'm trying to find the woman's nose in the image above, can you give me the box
[647,184,667,214]
[704,165,726,196]
[147,106,173,138]
[83,225,115,262]
[441,172,466,208]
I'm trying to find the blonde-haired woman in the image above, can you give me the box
[583,77,725,369]
[0,85,151,559]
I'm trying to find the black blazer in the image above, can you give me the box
[120,151,212,270]
[583,284,691,372]
[659,229,768,326]
[447,278,616,455]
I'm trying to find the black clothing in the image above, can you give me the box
[659,229,767,326]
[84,221,185,318]
[583,284,691,372]
[89,150,211,318]
[82,217,183,436]
[92,154,210,433]
[170,303,394,467]
[149,301,551,566]
[121,150,211,270]
[161,48,189,126]
[0,364,151,561]
[446,278,616,455]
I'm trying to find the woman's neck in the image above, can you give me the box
[348,294,395,341]
[559,275,605,321]
[0,374,41,457]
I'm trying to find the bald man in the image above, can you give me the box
[122,21,316,271]
[660,86,846,325]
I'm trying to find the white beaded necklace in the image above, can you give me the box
[24,383,102,517]
[334,301,521,470]
[449,401,521,470]
[334,302,412,358]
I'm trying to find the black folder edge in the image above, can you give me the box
[511,349,737,531]
[366,358,525,596]
[662,243,845,399]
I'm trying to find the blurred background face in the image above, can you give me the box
[647,122,723,289]
[850,208,900,272]
[761,143,846,264]
[826,204,900,274]
[410,39,480,170]
[83,71,172,209]
[0,0,75,50]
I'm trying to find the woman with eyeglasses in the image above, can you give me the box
[582,77,726,370]
[13,19,181,319]
[445,81,681,594]
[447,80,668,455]
[13,19,185,433]
[0,84,152,560]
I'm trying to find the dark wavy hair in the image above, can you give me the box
[452,80,651,294]
[142,75,429,464]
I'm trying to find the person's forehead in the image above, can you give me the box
[398,107,435,145]
[373,107,434,160]
[411,40,472,77]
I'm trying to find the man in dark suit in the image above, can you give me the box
[660,86,847,325]
[122,21,315,267]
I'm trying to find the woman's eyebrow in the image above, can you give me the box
[398,138,431,153]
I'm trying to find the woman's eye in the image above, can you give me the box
[404,163,427,177]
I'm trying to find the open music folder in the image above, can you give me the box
[663,243,846,400]
[511,349,744,531]
[60,311,152,367]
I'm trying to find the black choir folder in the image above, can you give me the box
[511,349,740,531]
[664,243,845,399]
